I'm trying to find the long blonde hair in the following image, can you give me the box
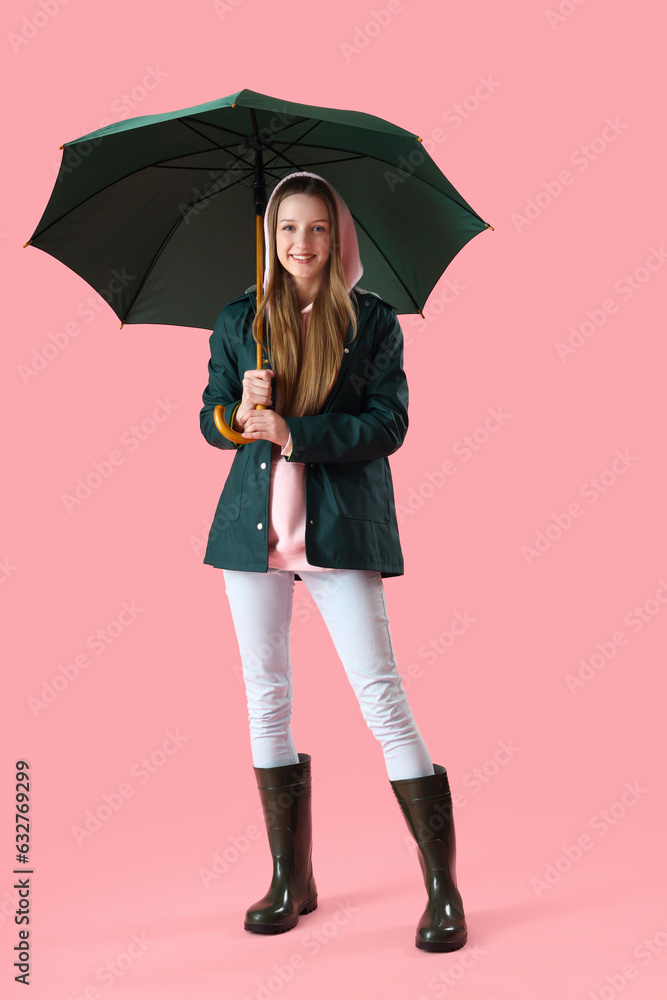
[253,176,358,418]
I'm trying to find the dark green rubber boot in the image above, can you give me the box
[244,752,318,934]
[390,764,467,952]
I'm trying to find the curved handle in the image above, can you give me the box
[213,404,261,445]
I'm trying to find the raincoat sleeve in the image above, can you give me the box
[199,308,245,451]
[284,308,408,464]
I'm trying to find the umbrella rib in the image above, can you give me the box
[118,191,214,325]
[177,115,346,182]
[180,115,476,218]
[262,118,325,160]
[176,115,345,175]
[177,117,254,150]
[223,110,487,223]
[178,113,311,147]
[179,166,255,208]
[348,209,423,314]
[263,152,367,173]
[153,152,367,175]
[250,116,372,177]
[30,134,258,243]
[248,132,489,225]
[37,125,485,240]
[120,165,260,323]
[175,118,264,177]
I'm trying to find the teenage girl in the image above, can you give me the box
[200,171,467,952]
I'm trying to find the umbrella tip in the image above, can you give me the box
[418,307,425,319]
[484,222,495,231]
[120,322,124,329]
[23,240,32,248]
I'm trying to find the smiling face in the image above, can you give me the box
[275,193,331,303]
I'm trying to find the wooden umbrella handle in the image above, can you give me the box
[213,213,265,444]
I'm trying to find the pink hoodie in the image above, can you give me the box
[262,172,363,571]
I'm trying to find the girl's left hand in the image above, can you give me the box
[241,409,290,449]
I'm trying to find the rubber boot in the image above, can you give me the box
[244,752,318,934]
[390,764,467,951]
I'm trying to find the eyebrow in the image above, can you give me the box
[279,218,329,223]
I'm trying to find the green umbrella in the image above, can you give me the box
[25,88,492,440]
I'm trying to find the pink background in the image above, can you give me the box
[2,1,666,997]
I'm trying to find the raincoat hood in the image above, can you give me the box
[263,171,363,299]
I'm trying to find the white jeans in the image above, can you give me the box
[222,567,434,780]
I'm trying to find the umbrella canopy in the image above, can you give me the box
[26,88,491,329]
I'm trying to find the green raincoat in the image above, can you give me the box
[200,287,408,577]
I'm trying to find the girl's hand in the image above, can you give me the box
[234,369,275,430]
[241,409,290,449]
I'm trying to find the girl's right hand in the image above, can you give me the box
[234,369,275,429]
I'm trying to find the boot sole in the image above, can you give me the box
[244,898,318,935]
[416,934,467,953]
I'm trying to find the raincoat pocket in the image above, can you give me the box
[331,459,390,523]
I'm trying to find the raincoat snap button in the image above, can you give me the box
[260,462,267,470]
[365,300,370,306]
[309,519,314,525]
[344,348,349,353]
[257,523,263,530]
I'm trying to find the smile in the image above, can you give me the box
[290,254,316,261]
